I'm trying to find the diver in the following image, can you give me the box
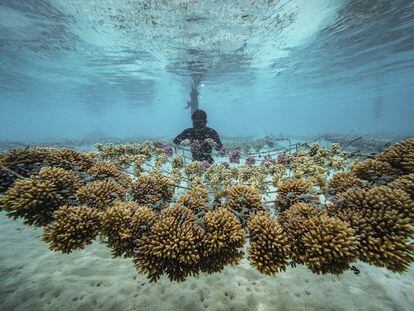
[173,109,223,163]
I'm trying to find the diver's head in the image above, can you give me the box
[192,109,207,129]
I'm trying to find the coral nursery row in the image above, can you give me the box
[0,138,413,282]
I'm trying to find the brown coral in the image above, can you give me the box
[388,174,414,200]
[278,202,318,263]
[326,172,362,195]
[300,214,359,274]
[279,202,359,274]
[176,182,209,214]
[0,166,19,194]
[276,179,316,212]
[351,159,399,183]
[215,185,263,218]
[101,201,157,258]
[76,180,126,209]
[43,205,102,253]
[330,186,414,272]
[0,147,52,192]
[45,148,96,171]
[133,204,204,282]
[377,138,414,174]
[247,211,289,275]
[130,174,174,210]
[87,161,132,187]
[172,155,184,170]
[0,167,83,226]
[199,207,246,274]
[38,167,83,198]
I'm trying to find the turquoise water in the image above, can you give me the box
[0,0,413,142]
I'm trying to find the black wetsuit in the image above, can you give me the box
[173,127,223,163]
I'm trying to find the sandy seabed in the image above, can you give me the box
[1,214,413,311]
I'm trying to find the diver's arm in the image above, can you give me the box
[173,129,191,145]
[211,129,223,150]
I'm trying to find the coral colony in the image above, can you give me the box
[1,138,414,282]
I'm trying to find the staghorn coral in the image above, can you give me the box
[0,166,19,194]
[276,178,316,212]
[215,184,263,219]
[45,148,96,171]
[204,164,228,191]
[38,167,83,198]
[278,202,318,263]
[330,186,414,272]
[300,214,359,274]
[132,154,148,176]
[326,172,363,195]
[130,174,174,210]
[377,138,414,174]
[388,174,414,200]
[133,204,204,282]
[288,153,330,187]
[279,202,359,274]
[1,167,83,226]
[154,153,168,168]
[176,182,209,214]
[351,159,399,183]
[0,147,52,192]
[87,161,132,187]
[172,155,184,170]
[76,179,126,209]
[247,211,289,275]
[1,178,61,226]
[199,207,246,274]
[308,144,320,157]
[184,161,204,181]
[101,201,157,258]
[43,205,102,253]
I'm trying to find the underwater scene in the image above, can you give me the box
[1,0,414,310]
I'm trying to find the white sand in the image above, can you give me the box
[1,213,414,311]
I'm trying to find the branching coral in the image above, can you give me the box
[87,161,132,187]
[0,166,19,194]
[76,179,126,209]
[45,148,96,171]
[278,202,318,263]
[0,147,52,192]
[276,178,316,212]
[1,167,83,226]
[388,174,414,200]
[154,153,168,168]
[130,174,174,210]
[215,184,263,219]
[199,207,246,274]
[279,202,358,274]
[300,214,359,274]
[351,159,399,183]
[326,172,363,195]
[172,155,184,170]
[204,164,232,191]
[101,201,157,258]
[329,186,414,272]
[377,138,414,174]
[184,161,204,181]
[247,211,289,275]
[38,167,83,198]
[4,137,414,282]
[235,165,270,193]
[133,204,204,282]
[176,182,209,214]
[43,205,102,253]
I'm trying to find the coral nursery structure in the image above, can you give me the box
[1,138,414,282]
